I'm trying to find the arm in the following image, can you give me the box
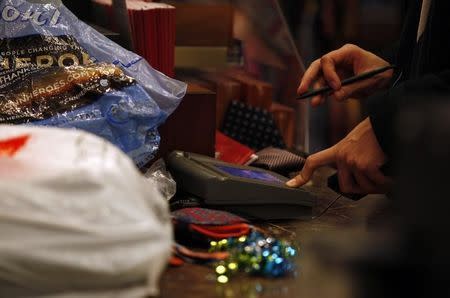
[287,71,450,194]
[369,70,450,157]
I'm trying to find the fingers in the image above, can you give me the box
[320,55,341,90]
[337,160,376,194]
[329,75,376,101]
[366,167,392,186]
[365,166,394,192]
[314,44,360,92]
[298,44,373,103]
[329,87,348,102]
[348,168,393,194]
[298,55,342,96]
[339,161,392,194]
[337,164,360,194]
[287,147,336,188]
[352,171,377,193]
[298,54,346,103]
[311,77,327,106]
[298,59,321,94]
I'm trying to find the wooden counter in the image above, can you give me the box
[158,168,391,298]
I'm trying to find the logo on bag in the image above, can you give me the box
[0,135,30,157]
[0,34,94,89]
[0,34,93,74]
[1,5,60,26]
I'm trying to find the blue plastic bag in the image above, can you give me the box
[0,0,186,167]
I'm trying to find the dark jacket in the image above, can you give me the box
[368,0,450,158]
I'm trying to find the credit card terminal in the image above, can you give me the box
[167,151,316,220]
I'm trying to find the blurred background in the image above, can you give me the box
[62,0,403,154]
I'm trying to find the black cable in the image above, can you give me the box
[313,195,343,220]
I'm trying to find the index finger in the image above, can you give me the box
[298,59,322,94]
[286,147,336,188]
[321,55,342,90]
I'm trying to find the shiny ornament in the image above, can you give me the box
[209,230,298,282]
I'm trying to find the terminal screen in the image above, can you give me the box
[215,165,283,184]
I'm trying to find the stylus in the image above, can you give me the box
[296,65,396,100]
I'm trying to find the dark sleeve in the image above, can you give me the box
[376,41,399,65]
[375,0,411,67]
[368,70,450,157]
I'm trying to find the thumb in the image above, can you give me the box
[286,147,336,188]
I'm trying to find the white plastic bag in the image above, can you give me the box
[0,125,172,297]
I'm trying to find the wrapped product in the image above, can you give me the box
[0,0,186,167]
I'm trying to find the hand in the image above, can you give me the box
[287,118,393,194]
[298,44,394,106]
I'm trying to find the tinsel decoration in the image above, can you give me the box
[209,230,298,283]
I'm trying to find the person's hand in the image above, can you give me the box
[286,118,393,194]
[298,44,394,106]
